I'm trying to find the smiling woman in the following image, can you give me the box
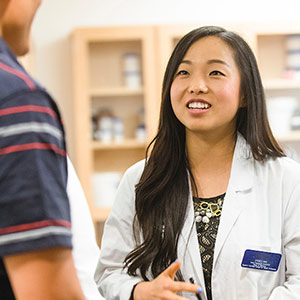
[170,36,242,140]
[95,26,300,300]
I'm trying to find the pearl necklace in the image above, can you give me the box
[193,196,224,224]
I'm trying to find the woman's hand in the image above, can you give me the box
[133,259,202,300]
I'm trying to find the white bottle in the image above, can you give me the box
[136,124,146,142]
[99,116,113,143]
[123,53,142,89]
[113,118,124,143]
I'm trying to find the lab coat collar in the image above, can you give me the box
[229,132,254,192]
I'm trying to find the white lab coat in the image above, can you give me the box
[95,134,300,300]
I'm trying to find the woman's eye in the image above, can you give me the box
[176,70,189,76]
[209,70,225,76]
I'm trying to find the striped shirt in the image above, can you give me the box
[0,38,72,298]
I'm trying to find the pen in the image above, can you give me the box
[189,277,203,300]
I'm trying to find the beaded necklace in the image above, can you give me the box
[193,195,225,224]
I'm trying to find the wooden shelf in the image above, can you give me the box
[263,79,300,90]
[90,87,144,97]
[276,131,300,142]
[92,139,147,150]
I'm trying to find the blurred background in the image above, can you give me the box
[25,0,300,243]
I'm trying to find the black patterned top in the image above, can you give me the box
[193,193,225,300]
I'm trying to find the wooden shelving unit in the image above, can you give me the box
[252,23,300,142]
[71,26,158,237]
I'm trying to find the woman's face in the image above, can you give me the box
[170,36,242,139]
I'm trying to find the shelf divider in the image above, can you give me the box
[92,139,147,150]
[263,79,300,90]
[90,87,144,97]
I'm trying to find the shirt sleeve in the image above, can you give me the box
[0,89,72,257]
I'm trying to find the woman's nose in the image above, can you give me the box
[188,79,208,94]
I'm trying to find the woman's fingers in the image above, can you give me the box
[163,289,202,300]
[160,260,203,295]
[171,280,202,294]
[145,259,203,300]
[162,259,181,279]
[173,294,199,300]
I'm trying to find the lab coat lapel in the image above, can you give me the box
[179,189,206,294]
[213,134,254,266]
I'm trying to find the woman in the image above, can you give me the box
[95,26,300,300]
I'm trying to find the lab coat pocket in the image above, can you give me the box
[237,243,282,300]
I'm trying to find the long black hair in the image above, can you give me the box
[124,25,285,281]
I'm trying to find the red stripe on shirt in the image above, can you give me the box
[0,61,35,90]
[0,143,66,156]
[0,105,58,120]
[0,220,71,235]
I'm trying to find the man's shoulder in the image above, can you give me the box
[0,55,61,123]
[0,48,42,103]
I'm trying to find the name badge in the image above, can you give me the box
[241,249,282,272]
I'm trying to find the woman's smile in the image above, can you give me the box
[186,99,212,114]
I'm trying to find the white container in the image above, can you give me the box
[286,52,300,69]
[286,35,300,51]
[92,172,122,207]
[98,116,113,143]
[136,124,146,141]
[267,97,299,135]
[123,53,142,89]
[286,35,300,71]
[113,118,124,143]
[123,53,140,71]
[291,114,300,130]
[124,71,142,89]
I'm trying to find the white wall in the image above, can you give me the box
[30,0,300,162]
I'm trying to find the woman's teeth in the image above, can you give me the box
[188,102,210,109]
